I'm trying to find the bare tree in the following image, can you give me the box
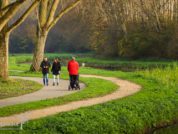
[80,0,178,57]
[31,0,81,71]
[0,0,40,79]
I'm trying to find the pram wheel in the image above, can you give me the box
[68,85,71,91]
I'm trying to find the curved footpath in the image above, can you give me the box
[0,75,141,127]
[0,77,85,108]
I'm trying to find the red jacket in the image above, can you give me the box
[68,60,79,75]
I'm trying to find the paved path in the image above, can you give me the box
[0,77,85,108]
[0,75,141,127]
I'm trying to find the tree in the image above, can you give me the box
[80,0,178,59]
[0,0,26,31]
[0,0,40,79]
[31,0,81,71]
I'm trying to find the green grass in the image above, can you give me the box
[4,65,178,134]
[9,53,178,71]
[0,54,118,116]
[9,66,177,133]
[0,78,42,99]
[0,77,118,117]
[1,54,178,133]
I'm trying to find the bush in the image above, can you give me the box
[117,29,174,59]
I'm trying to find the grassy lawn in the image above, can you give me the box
[1,54,178,133]
[0,78,42,99]
[0,54,119,117]
[9,53,178,71]
[9,65,177,134]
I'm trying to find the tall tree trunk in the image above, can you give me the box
[31,32,48,71]
[0,0,40,80]
[0,33,9,79]
[30,0,81,72]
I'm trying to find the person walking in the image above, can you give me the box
[40,57,51,86]
[51,58,61,86]
[67,57,80,90]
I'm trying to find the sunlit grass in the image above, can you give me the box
[1,54,178,133]
[0,78,42,99]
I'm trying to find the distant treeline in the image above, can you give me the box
[9,11,91,53]
[10,0,178,59]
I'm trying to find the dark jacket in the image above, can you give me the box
[40,61,51,74]
[68,60,79,75]
[51,62,61,75]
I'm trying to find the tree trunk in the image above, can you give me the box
[0,33,9,79]
[31,32,48,71]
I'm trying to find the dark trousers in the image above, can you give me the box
[69,75,79,88]
[43,73,49,85]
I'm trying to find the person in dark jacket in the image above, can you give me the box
[40,57,51,86]
[51,58,61,86]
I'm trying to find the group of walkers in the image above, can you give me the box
[40,57,80,90]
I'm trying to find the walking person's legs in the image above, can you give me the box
[73,75,77,89]
[53,75,56,86]
[43,74,46,85]
[76,75,79,88]
[43,73,49,86]
[70,75,74,89]
[46,73,49,86]
[56,75,60,85]
[69,75,72,90]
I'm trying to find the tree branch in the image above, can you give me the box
[46,0,60,28]
[36,7,42,33]
[38,0,48,28]
[7,0,41,33]
[0,0,27,32]
[47,0,81,31]
[0,1,19,15]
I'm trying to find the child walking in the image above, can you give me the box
[51,58,61,86]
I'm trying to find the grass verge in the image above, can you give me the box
[1,54,178,133]
[0,77,118,117]
[2,66,177,134]
[0,78,42,99]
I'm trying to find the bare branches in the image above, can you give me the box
[89,0,178,33]
[0,0,27,32]
[0,1,17,15]
[47,0,81,31]
[7,0,41,33]
[38,0,48,28]
[46,0,60,28]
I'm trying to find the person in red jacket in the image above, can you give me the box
[67,57,80,90]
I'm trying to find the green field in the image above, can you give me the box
[0,54,118,117]
[0,77,118,117]
[1,54,178,133]
[1,0,178,133]
[17,64,178,134]
[9,53,178,71]
[0,78,42,99]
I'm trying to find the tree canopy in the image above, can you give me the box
[8,0,178,59]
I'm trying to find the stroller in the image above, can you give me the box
[68,75,80,90]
